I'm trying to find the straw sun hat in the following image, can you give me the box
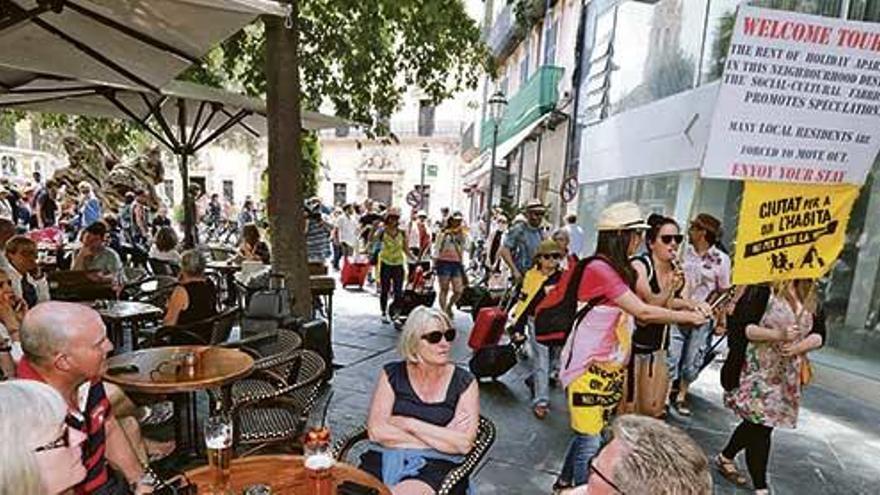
[596,202,651,231]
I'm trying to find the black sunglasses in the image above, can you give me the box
[35,425,70,453]
[659,234,684,245]
[422,328,456,344]
[540,253,562,260]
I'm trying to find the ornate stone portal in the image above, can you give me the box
[355,146,405,206]
[53,136,165,211]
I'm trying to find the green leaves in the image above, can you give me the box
[192,0,487,136]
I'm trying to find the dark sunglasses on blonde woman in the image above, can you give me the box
[541,253,562,260]
[422,328,456,344]
[659,234,684,245]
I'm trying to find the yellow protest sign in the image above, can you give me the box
[732,181,860,285]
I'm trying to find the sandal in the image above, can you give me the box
[674,400,692,416]
[714,454,747,486]
[533,403,549,420]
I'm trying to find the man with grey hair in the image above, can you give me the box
[561,415,712,494]
[16,302,155,493]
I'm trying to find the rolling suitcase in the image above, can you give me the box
[469,343,517,380]
[467,305,507,350]
[341,256,370,288]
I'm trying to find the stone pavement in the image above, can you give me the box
[316,285,880,494]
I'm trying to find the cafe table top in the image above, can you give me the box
[89,300,164,322]
[103,345,254,394]
[185,454,391,494]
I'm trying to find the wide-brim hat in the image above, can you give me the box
[691,213,722,237]
[597,202,650,231]
[523,199,547,213]
[416,210,428,218]
[450,211,464,220]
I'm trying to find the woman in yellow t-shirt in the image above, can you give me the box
[373,208,412,323]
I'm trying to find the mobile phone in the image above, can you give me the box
[107,364,139,375]
[337,481,380,495]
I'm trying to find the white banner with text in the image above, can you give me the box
[702,5,880,185]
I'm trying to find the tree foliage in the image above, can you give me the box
[186,0,488,134]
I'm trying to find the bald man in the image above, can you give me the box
[17,302,154,494]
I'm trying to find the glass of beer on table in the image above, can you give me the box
[304,426,334,495]
[205,413,234,494]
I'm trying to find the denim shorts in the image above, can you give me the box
[435,260,464,278]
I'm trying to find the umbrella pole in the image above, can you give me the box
[180,152,197,248]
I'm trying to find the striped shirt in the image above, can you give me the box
[17,358,112,494]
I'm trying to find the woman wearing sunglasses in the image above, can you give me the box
[555,202,708,491]
[628,215,709,416]
[0,379,87,494]
[364,306,479,495]
[510,239,564,419]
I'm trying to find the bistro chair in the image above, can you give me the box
[231,349,326,457]
[147,308,241,347]
[217,328,304,409]
[126,275,178,307]
[332,415,497,495]
[148,257,180,277]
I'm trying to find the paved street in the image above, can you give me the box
[317,283,880,494]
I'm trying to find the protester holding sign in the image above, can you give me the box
[668,213,731,417]
[716,280,826,494]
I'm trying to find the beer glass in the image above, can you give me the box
[204,414,233,494]
[303,426,334,495]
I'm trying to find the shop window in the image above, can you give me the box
[849,0,880,21]
[335,125,350,137]
[519,36,531,90]
[544,19,559,65]
[418,100,435,137]
[222,180,234,204]
[164,180,175,205]
[333,183,347,206]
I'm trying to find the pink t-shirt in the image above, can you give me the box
[577,259,629,304]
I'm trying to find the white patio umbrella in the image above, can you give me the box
[0,75,348,245]
[0,0,289,92]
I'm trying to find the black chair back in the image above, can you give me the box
[148,257,180,277]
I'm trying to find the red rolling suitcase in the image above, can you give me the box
[341,256,370,288]
[467,306,508,350]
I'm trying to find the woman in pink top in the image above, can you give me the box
[555,202,708,491]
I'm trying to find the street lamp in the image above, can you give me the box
[487,90,507,214]
[419,143,430,209]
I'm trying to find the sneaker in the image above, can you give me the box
[381,314,391,324]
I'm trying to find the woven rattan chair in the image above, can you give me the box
[147,308,241,347]
[332,415,496,495]
[222,329,304,409]
[231,349,326,456]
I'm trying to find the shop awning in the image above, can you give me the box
[0,0,290,92]
[464,110,553,184]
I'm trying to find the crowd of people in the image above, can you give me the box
[320,195,826,495]
[0,174,279,494]
[0,175,829,494]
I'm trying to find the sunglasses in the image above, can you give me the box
[540,253,562,260]
[35,425,70,453]
[659,234,684,245]
[421,328,456,344]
